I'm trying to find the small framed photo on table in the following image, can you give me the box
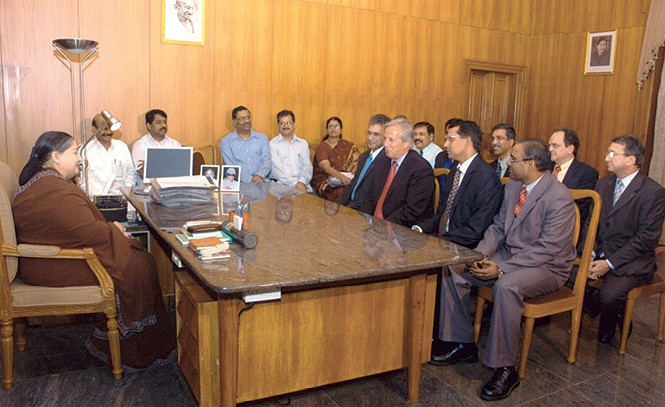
[201,165,220,187]
[221,165,241,192]
[221,192,240,216]
[162,0,206,46]
[584,30,617,75]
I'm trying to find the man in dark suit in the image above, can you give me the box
[338,114,391,209]
[587,135,665,343]
[548,126,598,189]
[361,119,434,227]
[432,139,576,401]
[413,120,502,249]
[548,126,599,253]
[488,123,515,178]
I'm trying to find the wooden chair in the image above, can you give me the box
[0,161,123,389]
[192,143,218,175]
[500,177,510,186]
[618,245,665,354]
[473,189,601,379]
[432,168,450,214]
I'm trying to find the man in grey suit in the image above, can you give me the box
[431,139,576,401]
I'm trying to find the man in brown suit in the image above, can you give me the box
[431,139,576,401]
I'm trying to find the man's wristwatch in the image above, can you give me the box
[498,267,504,278]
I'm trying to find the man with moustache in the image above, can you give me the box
[413,121,443,168]
[131,109,181,179]
[413,120,502,249]
[586,135,665,344]
[269,110,313,193]
[338,113,391,209]
[488,123,516,178]
[432,139,576,401]
[82,112,136,197]
[220,105,271,183]
[361,119,434,227]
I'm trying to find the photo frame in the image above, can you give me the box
[201,164,220,188]
[221,165,241,192]
[584,30,617,75]
[162,0,206,46]
[221,192,240,216]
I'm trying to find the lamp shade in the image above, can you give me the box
[52,38,99,54]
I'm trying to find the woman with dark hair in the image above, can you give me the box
[310,117,359,201]
[12,131,175,372]
[590,36,611,67]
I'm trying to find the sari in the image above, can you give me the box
[311,139,359,202]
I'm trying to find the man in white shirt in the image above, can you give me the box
[413,121,443,168]
[81,113,136,197]
[131,109,182,178]
[269,110,313,193]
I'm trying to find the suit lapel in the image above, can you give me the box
[561,159,577,186]
[451,155,478,208]
[507,172,551,234]
[385,151,412,200]
[608,173,643,217]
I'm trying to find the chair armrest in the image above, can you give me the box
[17,243,60,257]
[2,244,117,311]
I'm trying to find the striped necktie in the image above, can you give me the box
[438,169,461,236]
[613,179,624,207]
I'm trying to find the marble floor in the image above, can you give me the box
[1,295,665,407]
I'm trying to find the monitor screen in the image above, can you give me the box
[144,147,193,181]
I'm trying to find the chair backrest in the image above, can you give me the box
[0,161,19,282]
[433,177,440,214]
[433,168,450,177]
[500,177,510,186]
[192,151,205,175]
[569,189,602,299]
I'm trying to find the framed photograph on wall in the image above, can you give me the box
[162,0,206,45]
[584,30,617,75]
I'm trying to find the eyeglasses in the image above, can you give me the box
[279,121,293,127]
[509,157,533,163]
[606,151,628,159]
[235,115,251,122]
[328,124,341,130]
[367,130,382,138]
[444,135,459,143]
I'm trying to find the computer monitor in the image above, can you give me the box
[143,147,193,182]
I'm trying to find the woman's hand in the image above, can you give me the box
[113,221,132,238]
[339,174,351,186]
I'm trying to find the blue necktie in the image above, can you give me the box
[613,179,624,207]
[351,153,373,201]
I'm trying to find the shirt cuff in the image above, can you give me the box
[411,225,423,233]
[605,259,615,270]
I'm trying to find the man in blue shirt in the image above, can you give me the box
[220,106,271,183]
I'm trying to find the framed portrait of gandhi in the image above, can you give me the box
[584,30,617,75]
[162,0,206,45]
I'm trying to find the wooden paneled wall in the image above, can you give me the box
[525,0,651,174]
[0,0,653,178]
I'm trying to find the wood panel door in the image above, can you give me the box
[463,61,526,162]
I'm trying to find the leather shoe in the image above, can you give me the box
[598,328,615,344]
[430,342,478,366]
[480,366,520,401]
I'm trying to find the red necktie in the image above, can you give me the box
[374,161,398,219]
[552,165,561,180]
[514,186,527,217]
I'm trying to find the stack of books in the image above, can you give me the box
[149,176,216,207]
[188,237,230,261]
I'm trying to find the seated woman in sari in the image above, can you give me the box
[311,117,359,201]
[11,131,175,372]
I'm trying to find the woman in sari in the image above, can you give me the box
[311,117,359,201]
[12,131,175,371]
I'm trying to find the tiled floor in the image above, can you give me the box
[1,295,665,407]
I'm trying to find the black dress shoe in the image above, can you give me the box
[598,328,615,344]
[583,286,601,318]
[430,342,478,366]
[479,366,520,401]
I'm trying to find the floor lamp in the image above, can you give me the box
[52,38,99,145]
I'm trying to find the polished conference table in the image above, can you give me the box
[127,182,481,406]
